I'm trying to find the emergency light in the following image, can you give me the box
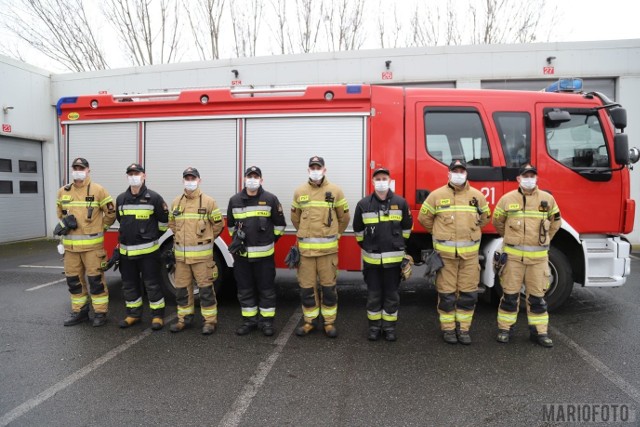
[544,78,583,93]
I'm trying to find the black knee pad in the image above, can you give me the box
[457,291,478,311]
[175,288,189,306]
[300,288,316,308]
[500,293,519,312]
[528,295,548,313]
[438,292,456,312]
[322,285,337,306]
[199,285,216,305]
[88,275,105,295]
[66,276,82,294]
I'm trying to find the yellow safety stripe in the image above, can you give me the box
[503,245,548,258]
[291,201,301,209]
[321,306,337,317]
[91,295,108,305]
[201,306,218,316]
[232,210,271,219]
[260,307,276,318]
[210,209,222,222]
[274,226,285,236]
[439,313,455,323]
[99,196,113,207]
[149,299,165,310]
[62,235,105,246]
[481,205,491,214]
[59,201,101,208]
[158,223,168,231]
[71,295,88,304]
[527,313,549,325]
[174,213,207,220]
[497,312,518,323]
[493,207,506,218]
[434,242,480,254]
[402,231,411,239]
[176,248,214,258]
[362,252,405,265]
[382,312,397,322]
[120,241,160,256]
[455,312,474,322]
[335,198,348,208]
[435,206,479,214]
[178,306,195,315]
[245,247,275,258]
[550,206,560,215]
[126,298,143,309]
[121,209,154,217]
[506,211,548,219]
[303,307,320,319]
[367,311,382,321]
[242,307,259,317]
[298,241,338,250]
[420,202,435,215]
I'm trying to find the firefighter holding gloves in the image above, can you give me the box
[492,163,561,348]
[114,163,169,331]
[56,157,116,327]
[418,159,490,345]
[353,167,413,342]
[291,156,350,338]
[227,166,286,336]
[168,167,224,335]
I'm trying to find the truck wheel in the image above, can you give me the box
[544,246,573,311]
[159,249,227,303]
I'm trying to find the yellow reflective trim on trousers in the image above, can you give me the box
[71,295,88,304]
[527,313,549,325]
[356,236,364,242]
[298,241,338,250]
[503,245,548,258]
[382,313,397,322]
[303,307,320,318]
[434,242,480,253]
[91,295,108,305]
[149,300,165,310]
[402,232,411,239]
[455,312,473,322]
[178,306,195,315]
[439,313,455,322]
[201,306,218,316]
[126,298,143,308]
[242,308,259,317]
[367,311,382,320]
[62,235,104,246]
[260,309,276,318]
[321,306,337,316]
[498,312,517,323]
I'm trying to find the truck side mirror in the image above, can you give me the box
[545,109,571,128]
[614,133,629,165]
[609,107,627,131]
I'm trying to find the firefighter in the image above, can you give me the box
[291,156,350,338]
[353,167,413,342]
[492,163,561,348]
[55,157,116,327]
[115,163,169,331]
[168,167,224,335]
[227,166,286,336]
[418,159,490,345]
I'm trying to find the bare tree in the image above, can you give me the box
[102,0,181,66]
[268,0,294,55]
[184,0,226,60]
[230,0,263,57]
[294,0,324,53]
[0,0,108,71]
[323,0,365,51]
[376,1,402,49]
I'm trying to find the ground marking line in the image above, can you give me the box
[0,314,176,427]
[25,278,66,292]
[551,326,640,405]
[218,308,301,427]
[19,265,65,269]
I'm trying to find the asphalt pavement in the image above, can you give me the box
[1,239,639,426]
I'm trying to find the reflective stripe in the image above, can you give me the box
[71,295,88,305]
[175,242,214,258]
[232,206,272,219]
[355,231,364,242]
[174,214,205,220]
[498,312,518,324]
[241,306,259,317]
[245,243,275,258]
[362,250,405,265]
[321,306,337,317]
[120,240,159,256]
[60,201,101,208]
[506,211,548,219]
[62,232,104,246]
[527,312,549,325]
[259,307,276,317]
[420,202,435,215]
[228,227,236,236]
[91,295,108,305]
[158,222,168,231]
[210,209,222,222]
[303,307,320,319]
[126,297,143,309]
[201,306,218,316]
[178,306,195,315]
[382,310,398,322]
[435,205,478,214]
[301,201,333,208]
[504,245,548,258]
[334,198,348,209]
[99,196,113,207]
[367,310,382,320]
[434,240,480,254]
[455,311,473,322]
[439,313,455,323]
[274,226,285,236]
[149,298,165,310]
[298,236,338,250]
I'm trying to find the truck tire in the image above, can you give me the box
[544,246,573,311]
[159,249,226,303]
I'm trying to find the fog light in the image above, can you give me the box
[90,100,98,109]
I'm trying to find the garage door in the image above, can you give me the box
[481,78,616,100]
[0,137,45,242]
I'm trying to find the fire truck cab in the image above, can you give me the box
[57,81,638,310]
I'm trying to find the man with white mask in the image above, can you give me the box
[418,159,490,345]
[353,167,413,341]
[55,157,116,327]
[168,167,224,334]
[493,163,561,348]
[227,166,286,336]
[114,163,169,331]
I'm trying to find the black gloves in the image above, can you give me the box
[102,247,120,271]
[53,215,78,236]
[284,246,300,269]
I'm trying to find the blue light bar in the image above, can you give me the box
[346,85,362,94]
[56,97,78,116]
[544,78,583,93]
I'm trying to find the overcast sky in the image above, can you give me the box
[0,0,638,72]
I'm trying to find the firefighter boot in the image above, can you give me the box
[236,316,259,336]
[530,327,553,348]
[151,317,164,331]
[496,329,511,344]
[295,319,316,336]
[382,320,396,342]
[367,320,382,341]
[443,330,458,344]
[324,324,338,338]
[170,315,194,333]
[92,313,107,327]
[202,322,216,335]
[63,305,89,326]
[118,316,141,329]
[260,319,275,337]
[457,329,472,345]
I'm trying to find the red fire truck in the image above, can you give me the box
[57,82,638,310]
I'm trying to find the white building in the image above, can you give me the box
[1,39,639,243]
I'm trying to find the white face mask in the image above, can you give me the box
[309,170,324,181]
[71,170,87,181]
[449,172,467,186]
[245,178,261,190]
[184,180,198,191]
[520,177,537,190]
[127,175,143,187]
[374,180,390,192]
